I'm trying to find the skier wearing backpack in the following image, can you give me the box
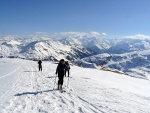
[65,61,70,77]
[38,60,42,71]
[55,59,66,90]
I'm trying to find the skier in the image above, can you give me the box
[38,60,42,71]
[55,59,66,90]
[65,61,70,77]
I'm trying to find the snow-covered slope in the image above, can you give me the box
[0,38,93,61]
[1,36,150,60]
[108,38,150,54]
[79,37,108,53]
[82,50,150,79]
[0,58,150,113]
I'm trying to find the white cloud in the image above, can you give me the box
[54,31,107,38]
[35,32,48,37]
[101,32,107,36]
[125,34,150,39]
[55,31,107,37]
[90,32,100,36]
[59,32,86,37]
[36,32,47,34]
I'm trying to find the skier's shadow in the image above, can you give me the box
[47,76,56,79]
[81,77,90,79]
[24,71,37,72]
[14,89,55,96]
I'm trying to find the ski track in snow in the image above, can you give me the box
[0,58,150,113]
[0,66,21,79]
[0,70,22,101]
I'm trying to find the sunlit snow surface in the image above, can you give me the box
[0,58,150,113]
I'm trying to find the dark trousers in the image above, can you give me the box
[65,69,70,77]
[58,71,64,85]
[39,65,42,71]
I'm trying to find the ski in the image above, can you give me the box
[59,90,66,93]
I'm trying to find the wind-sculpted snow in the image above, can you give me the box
[0,58,150,113]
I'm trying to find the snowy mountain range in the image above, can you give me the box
[1,35,150,78]
[1,34,150,112]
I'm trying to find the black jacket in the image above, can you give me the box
[56,63,66,74]
[65,62,70,70]
[38,60,42,65]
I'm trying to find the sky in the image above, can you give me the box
[0,0,150,37]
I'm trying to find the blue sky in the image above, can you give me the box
[0,0,150,37]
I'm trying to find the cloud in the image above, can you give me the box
[59,32,86,37]
[54,32,107,38]
[35,32,48,37]
[125,34,150,39]
[36,32,47,34]
[89,32,107,37]
[101,33,107,36]
[90,32,100,37]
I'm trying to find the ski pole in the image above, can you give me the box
[67,77,69,88]
[53,73,57,90]
[67,70,70,87]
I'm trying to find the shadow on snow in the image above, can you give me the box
[47,76,56,79]
[24,71,37,72]
[14,89,56,96]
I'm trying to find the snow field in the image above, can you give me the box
[0,58,150,113]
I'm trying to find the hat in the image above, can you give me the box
[60,59,65,62]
